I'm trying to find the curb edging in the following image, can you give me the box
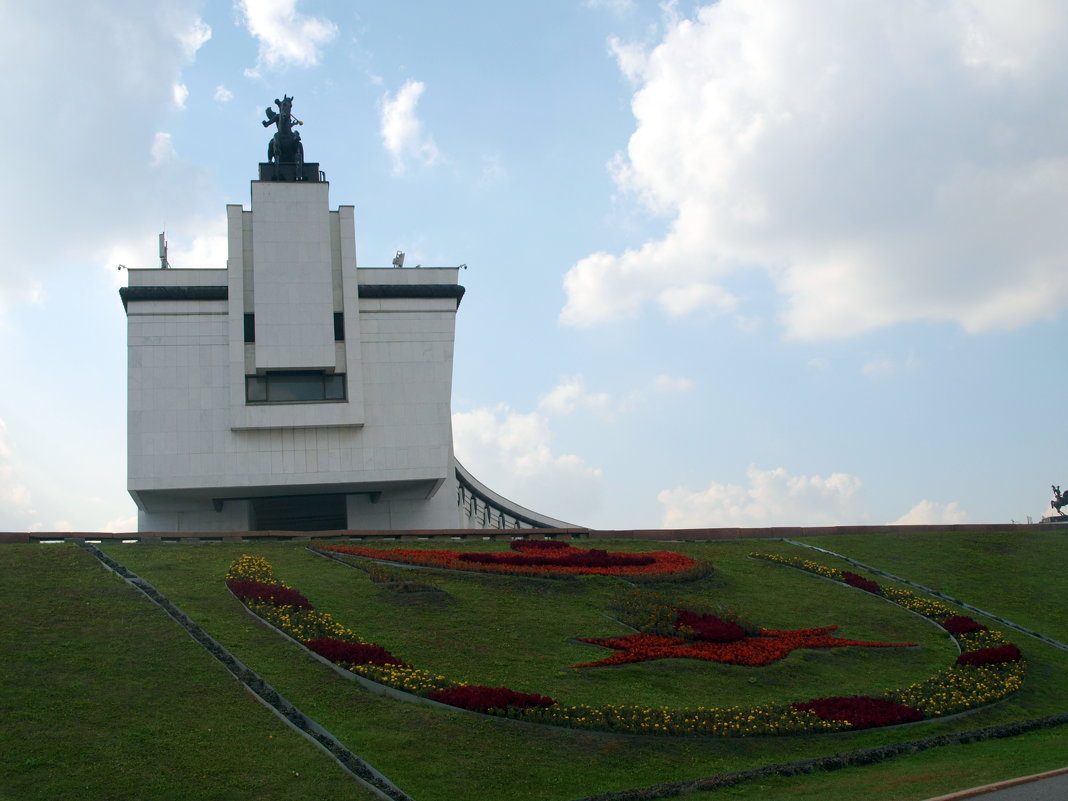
[76,541,415,801]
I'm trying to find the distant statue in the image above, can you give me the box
[263,95,304,180]
[1052,485,1067,516]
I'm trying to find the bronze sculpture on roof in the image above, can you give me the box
[263,95,304,180]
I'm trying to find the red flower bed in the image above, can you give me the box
[674,609,746,643]
[511,539,570,552]
[321,544,697,577]
[942,616,987,635]
[842,572,882,594]
[458,547,655,569]
[227,579,312,608]
[304,637,407,667]
[428,685,556,712]
[792,696,923,729]
[574,626,916,668]
[956,643,1022,666]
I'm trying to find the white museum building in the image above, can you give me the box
[121,132,568,533]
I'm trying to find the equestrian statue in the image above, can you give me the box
[1051,484,1067,517]
[263,95,304,180]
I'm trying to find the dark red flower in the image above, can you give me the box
[674,609,746,643]
[304,637,407,667]
[842,572,882,594]
[956,643,1022,666]
[227,579,312,608]
[458,548,655,568]
[428,685,555,712]
[510,539,571,552]
[941,616,987,635]
[792,696,923,729]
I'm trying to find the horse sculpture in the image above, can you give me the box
[1052,485,1067,516]
[263,95,304,180]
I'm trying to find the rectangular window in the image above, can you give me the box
[245,375,268,402]
[245,371,346,404]
[333,312,345,341]
[244,314,255,343]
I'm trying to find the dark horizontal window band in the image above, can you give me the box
[121,283,466,312]
[119,285,228,311]
[358,284,465,307]
[246,371,346,404]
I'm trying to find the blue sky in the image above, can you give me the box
[1,0,1066,532]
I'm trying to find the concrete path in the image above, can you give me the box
[923,768,1068,801]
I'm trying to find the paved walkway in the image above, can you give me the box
[923,768,1068,800]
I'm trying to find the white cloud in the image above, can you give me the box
[862,352,918,379]
[453,405,603,525]
[587,0,636,16]
[98,514,138,534]
[237,0,337,74]
[538,375,613,417]
[890,500,968,525]
[658,466,865,528]
[658,282,737,318]
[0,2,219,312]
[150,132,177,166]
[172,82,189,109]
[479,153,507,186]
[101,215,227,281]
[213,84,233,103]
[380,80,440,174]
[175,16,211,59]
[562,1,1068,339]
[0,419,36,526]
[652,374,693,392]
[608,35,647,83]
[537,373,693,419]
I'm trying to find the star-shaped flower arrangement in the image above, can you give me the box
[574,596,916,668]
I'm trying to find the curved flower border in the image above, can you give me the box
[317,541,698,578]
[750,553,1025,724]
[226,551,1024,736]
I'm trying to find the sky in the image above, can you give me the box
[1,0,1066,533]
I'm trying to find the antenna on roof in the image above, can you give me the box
[392,250,405,268]
[159,232,170,269]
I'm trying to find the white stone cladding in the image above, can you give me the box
[124,176,463,532]
[250,182,336,371]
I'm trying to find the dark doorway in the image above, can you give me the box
[250,494,347,531]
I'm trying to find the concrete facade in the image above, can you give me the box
[122,171,465,531]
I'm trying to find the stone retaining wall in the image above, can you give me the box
[0,522,1055,544]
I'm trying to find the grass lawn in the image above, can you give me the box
[2,531,1065,800]
[800,529,1068,643]
[0,543,379,801]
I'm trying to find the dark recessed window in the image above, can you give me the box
[333,312,345,341]
[244,314,255,343]
[246,371,346,404]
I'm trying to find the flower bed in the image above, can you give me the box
[573,624,915,668]
[427,685,555,713]
[792,696,923,729]
[942,616,987,635]
[842,571,882,594]
[226,579,312,608]
[226,555,549,716]
[956,644,1022,666]
[317,541,697,578]
[751,552,1026,718]
[305,637,407,667]
[226,552,1026,737]
[674,609,747,643]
